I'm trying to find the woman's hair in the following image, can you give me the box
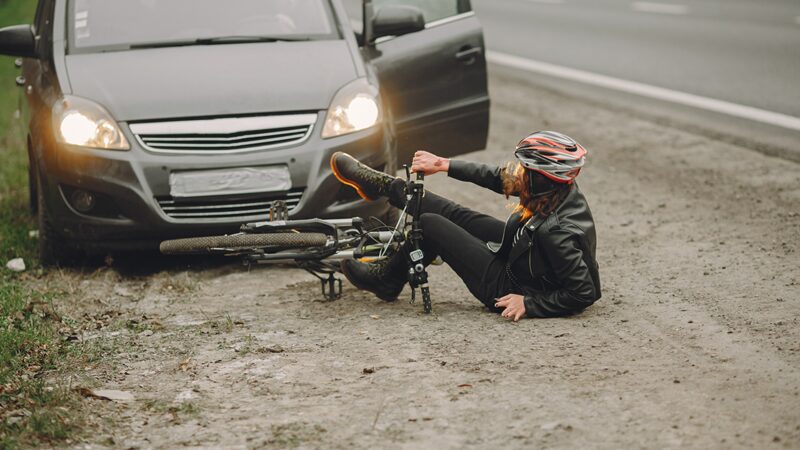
[501,162,571,221]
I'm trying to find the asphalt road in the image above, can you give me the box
[472,0,800,118]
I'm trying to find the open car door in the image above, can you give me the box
[361,0,490,162]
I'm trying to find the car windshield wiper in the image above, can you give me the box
[129,36,310,50]
[196,35,311,44]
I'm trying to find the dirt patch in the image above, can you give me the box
[44,69,799,449]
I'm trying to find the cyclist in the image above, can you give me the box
[330,131,601,320]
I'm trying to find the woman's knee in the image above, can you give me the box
[419,213,450,238]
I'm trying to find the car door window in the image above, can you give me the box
[33,0,52,36]
[32,0,54,60]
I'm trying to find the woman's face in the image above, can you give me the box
[525,169,558,196]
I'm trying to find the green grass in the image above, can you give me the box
[0,1,89,448]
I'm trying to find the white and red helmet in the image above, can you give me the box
[514,131,587,184]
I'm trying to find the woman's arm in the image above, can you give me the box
[411,151,507,195]
[524,227,598,318]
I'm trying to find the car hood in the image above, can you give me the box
[65,41,358,122]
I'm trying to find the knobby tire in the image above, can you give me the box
[160,232,328,255]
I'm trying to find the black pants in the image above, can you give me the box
[388,181,514,311]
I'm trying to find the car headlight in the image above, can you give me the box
[52,95,129,150]
[322,78,382,139]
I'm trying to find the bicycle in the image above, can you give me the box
[159,166,435,313]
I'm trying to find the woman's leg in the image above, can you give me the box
[330,152,505,243]
[388,179,505,243]
[415,213,510,310]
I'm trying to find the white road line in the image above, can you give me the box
[631,1,688,15]
[487,51,800,132]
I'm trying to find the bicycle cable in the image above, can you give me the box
[379,205,408,258]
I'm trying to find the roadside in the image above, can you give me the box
[0,1,99,448]
[34,66,800,449]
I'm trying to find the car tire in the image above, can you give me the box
[35,167,82,267]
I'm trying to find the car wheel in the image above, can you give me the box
[35,167,82,267]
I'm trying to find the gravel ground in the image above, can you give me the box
[53,67,799,449]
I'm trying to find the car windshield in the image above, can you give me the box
[67,0,339,53]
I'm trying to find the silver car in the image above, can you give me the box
[0,0,489,265]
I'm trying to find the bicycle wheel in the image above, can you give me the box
[159,232,328,255]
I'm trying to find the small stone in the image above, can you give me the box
[5,258,25,272]
[83,389,135,402]
[114,286,134,298]
[175,389,195,402]
[540,421,561,431]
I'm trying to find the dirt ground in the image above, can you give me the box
[48,67,799,449]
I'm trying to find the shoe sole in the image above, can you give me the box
[330,152,377,202]
[340,260,399,302]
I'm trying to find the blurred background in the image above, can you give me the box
[474,0,800,116]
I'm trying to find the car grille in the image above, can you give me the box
[156,189,303,220]
[129,114,317,154]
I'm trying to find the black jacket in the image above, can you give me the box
[448,160,601,317]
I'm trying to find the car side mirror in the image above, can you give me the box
[371,5,425,42]
[0,25,37,58]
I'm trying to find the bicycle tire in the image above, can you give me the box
[159,232,328,255]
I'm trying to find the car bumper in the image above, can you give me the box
[38,114,391,251]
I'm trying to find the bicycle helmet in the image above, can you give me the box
[514,131,587,184]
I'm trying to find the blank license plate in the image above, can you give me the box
[169,166,292,198]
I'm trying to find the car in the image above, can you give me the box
[0,0,489,265]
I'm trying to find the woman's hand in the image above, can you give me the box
[495,294,527,322]
[411,150,450,176]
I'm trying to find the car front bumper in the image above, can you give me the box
[37,113,391,251]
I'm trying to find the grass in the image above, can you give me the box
[0,1,89,448]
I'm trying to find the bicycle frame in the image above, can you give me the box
[163,165,434,311]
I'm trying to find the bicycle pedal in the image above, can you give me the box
[320,273,342,301]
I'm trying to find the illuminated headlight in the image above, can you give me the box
[322,78,381,139]
[52,96,129,150]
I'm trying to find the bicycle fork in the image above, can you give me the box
[404,167,433,314]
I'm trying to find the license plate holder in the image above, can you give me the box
[169,166,292,198]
